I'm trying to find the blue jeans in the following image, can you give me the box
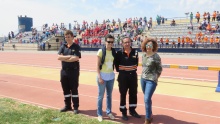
[97,78,115,116]
[140,78,157,119]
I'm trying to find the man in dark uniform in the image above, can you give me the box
[115,36,141,121]
[58,30,81,114]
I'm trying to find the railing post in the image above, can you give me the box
[216,71,220,92]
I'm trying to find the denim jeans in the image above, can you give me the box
[97,78,115,116]
[140,78,157,119]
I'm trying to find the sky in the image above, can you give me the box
[0,0,219,36]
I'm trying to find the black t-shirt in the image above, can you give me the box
[58,43,81,69]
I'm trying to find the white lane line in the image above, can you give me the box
[1,79,220,103]
[0,81,220,119]
[0,61,217,82]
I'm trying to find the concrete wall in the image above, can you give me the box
[3,43,38,51]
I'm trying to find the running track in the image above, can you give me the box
[0,51,220,124]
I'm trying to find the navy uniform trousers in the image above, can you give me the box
[60,68,79,110]
[117,72,138,114]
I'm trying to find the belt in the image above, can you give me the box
[62,67,78,70]
[119,71,136,75]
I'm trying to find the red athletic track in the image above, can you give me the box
[0,52,220,124]
[0,52,218,81]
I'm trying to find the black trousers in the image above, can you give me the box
[60,69,79,110]
[117,72,138,114]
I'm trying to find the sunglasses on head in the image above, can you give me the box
[107,41,114,44]
[146,44,153,48]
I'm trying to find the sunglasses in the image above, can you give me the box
[146,44,153,48]
[123,42,131,44]
[64,36,72,39]
[107,41,114,44]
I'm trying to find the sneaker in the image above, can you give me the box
[107,113,115,120]
[97,116,103,122]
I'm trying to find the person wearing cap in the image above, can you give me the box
[115,36,140,121]
[58,30,81,114]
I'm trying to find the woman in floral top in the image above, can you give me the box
[140,38,162,124]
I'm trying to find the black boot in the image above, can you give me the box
[129,110,141,118]
[60,97,72,112]
[60,106,72,112]
[72,95,79,114]
[122,112,128,121]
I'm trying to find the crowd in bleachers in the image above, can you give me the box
[158,34,220,49]
[4,10,220,50]
[73,17,150,47]
[154,11,220,49]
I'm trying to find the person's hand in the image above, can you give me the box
[98,78,104,84]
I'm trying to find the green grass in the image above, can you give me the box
[0,98,119,124]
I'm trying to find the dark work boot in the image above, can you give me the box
[73,109,79,114]
[72,95,79,114]
[60,97,72,112]
[122,112,128,121]
[60,106,72,112]
[129,110,141,118]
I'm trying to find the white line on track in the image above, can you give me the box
[0,62,217,82]
[1,81,220,119]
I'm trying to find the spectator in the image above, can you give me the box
[156,15,161,25]
[206,22,211,32]
[215,36,219,48]
[196,12,200,23]
[203,12,207,20]
[144,17,147,24]
[182,37,185,48]
[177,37,181,48]
[170,19,176,26]
[185,37,190,48]
[149,17,152,28]
[1,41,4,51]
[118,18,121,27]
[212,11,217,21]
[171,40,176,48]
[190,12,193,23]
[161,17,165,24]
[207,12,211,23]
[159,37,164,48]
[217,11,220,22]
[11,31,14,38]
[147,22,150,30]
[201,19,208,30]
[165,38,169,48]
[210,37,214,48]
[198,23,202,30]
[8,32,11,41]
[215,24,220,33]
[187,22,194,31]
